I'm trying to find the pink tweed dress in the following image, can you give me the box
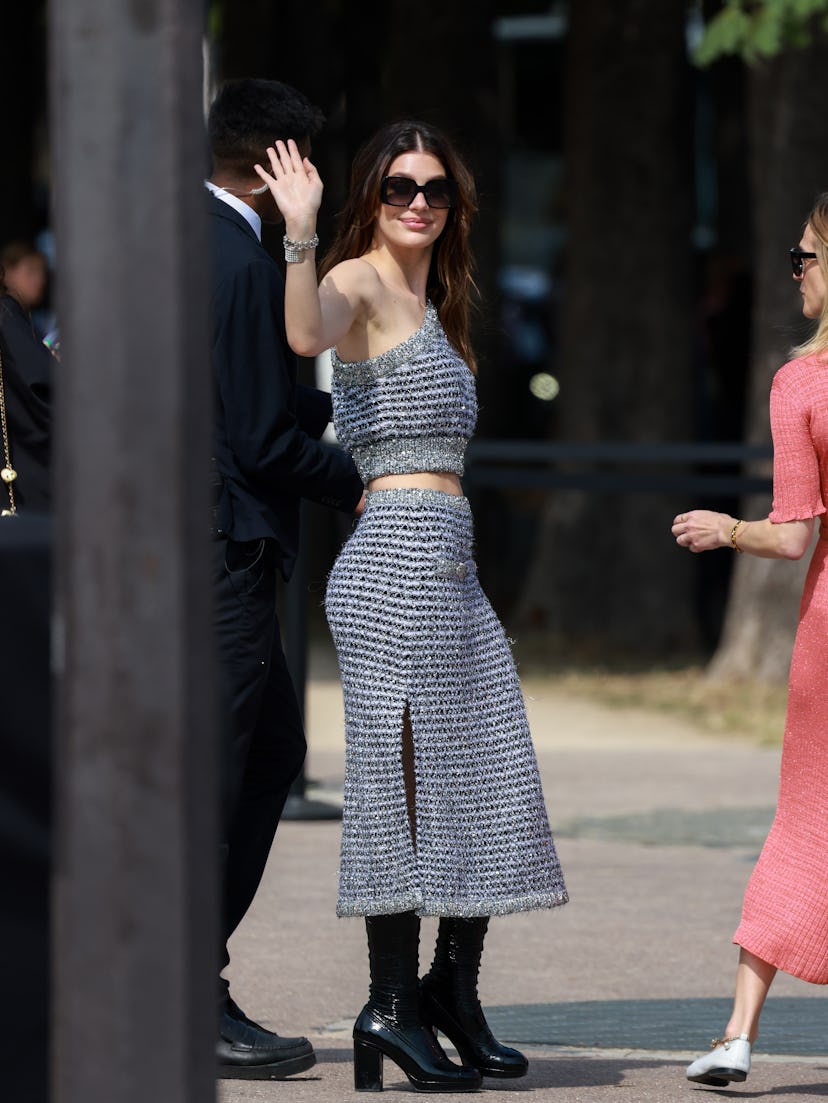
[733,352,828,984]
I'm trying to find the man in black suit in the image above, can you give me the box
[206,79,363,1078]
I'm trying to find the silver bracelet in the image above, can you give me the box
[283,233,319,264]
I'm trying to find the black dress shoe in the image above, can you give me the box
[217,1001,316,1080]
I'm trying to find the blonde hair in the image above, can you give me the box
[792,191,828,358]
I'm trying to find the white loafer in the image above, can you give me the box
[686,1034,751,1085]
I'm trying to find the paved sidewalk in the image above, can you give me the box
[219,647,827,1102]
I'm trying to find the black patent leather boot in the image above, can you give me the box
[420,917,529,1079]
[353,912,482,1093]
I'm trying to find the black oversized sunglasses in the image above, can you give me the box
[380,175,457,209]
[790,246,818,277]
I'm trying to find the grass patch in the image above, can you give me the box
[511,641,788,745]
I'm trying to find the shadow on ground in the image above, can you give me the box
[313,1049,678,1091]
[486,999,828,1057]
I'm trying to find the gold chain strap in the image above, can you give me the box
[0,346,18,516]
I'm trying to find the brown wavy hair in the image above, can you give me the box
[319,120,478,371]
[793,191,828,358]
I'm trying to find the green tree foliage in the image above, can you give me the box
[696,0,828,64]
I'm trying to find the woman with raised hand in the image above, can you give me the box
[255,121,567,1093]
[673,193,828,1087]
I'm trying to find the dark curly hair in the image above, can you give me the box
[320,120,479,372]
[207,78,325,178]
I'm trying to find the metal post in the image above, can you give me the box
[49,3,216,1102]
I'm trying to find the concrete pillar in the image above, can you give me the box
[49,2,217,1100]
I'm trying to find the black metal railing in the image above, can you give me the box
[464,439,773,496]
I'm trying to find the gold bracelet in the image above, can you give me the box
[730,519,745,552]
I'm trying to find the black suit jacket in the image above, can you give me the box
[0,295,52,513]
[208,194,362,578]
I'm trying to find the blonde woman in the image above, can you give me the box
[672,193,828,1086]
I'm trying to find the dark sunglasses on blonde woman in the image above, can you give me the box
[790,246,818,277]
[380,175,457,209]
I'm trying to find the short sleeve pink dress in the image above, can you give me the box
[732,353,828,984]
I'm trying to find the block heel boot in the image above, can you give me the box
[420,917,528,1079]
[353,912,482,1093]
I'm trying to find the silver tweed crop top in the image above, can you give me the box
[330,302,478,483]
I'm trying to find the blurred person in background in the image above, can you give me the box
[0,260,52,513]
[672,192,828,1087]
[0,240,51,339]
[0,255,53,1103]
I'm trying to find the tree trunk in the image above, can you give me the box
[707,37,828,682]
[517,0,697,658]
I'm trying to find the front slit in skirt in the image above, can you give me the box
[325,487,568,918]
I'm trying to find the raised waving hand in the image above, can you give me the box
[254,139,322,237]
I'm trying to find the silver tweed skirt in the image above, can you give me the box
[325,488,568,918]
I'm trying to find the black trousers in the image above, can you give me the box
[0,514,51,1103]
[213,536,306,997]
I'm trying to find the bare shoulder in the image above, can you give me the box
[321,257,383,305]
